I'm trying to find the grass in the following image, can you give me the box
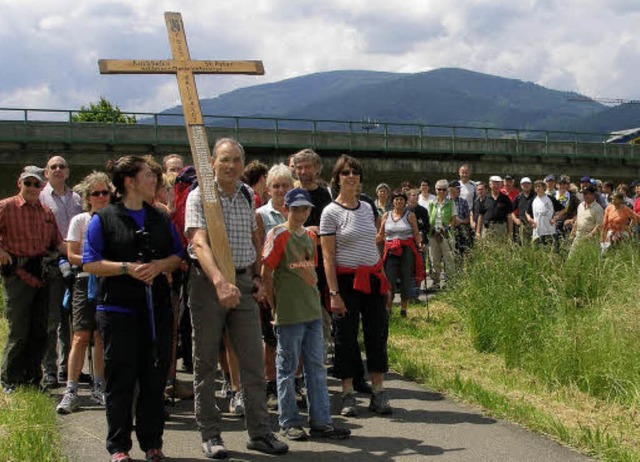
[387,238,640,461]
[0,302,65,461]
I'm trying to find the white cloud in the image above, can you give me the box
[0,0,639,114]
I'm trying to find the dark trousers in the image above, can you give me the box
[0,275,49,387]
[43,271,71,377]
[333,274,389,379]
[97,308,172,455]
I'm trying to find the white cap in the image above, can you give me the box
[489,175,503,182]
[520,177,532,184]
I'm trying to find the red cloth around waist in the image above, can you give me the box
[336,259,390,295]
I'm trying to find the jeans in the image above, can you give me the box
[276,319,331,429]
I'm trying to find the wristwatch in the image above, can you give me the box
[329,290,340,296]
[120,261,128,275]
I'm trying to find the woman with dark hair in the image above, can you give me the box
[377,190,423,317]
[320,155,392,418]
[56,171,112,415]
[82,155,183,462]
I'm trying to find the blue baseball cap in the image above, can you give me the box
[285,188,314,208]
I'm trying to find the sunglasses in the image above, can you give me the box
[436,188,447,191]
[23,180,42,188]
[89,190,110,197]
[48,163,67,170]
[340,169,360,177]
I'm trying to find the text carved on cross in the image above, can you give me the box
[98,11,264,283]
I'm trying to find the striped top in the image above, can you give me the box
[319,200,380,268]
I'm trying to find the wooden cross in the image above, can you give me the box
[98,11,264,283]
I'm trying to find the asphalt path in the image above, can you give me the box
[57,368,593,462]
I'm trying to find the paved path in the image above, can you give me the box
[58,369,593,462]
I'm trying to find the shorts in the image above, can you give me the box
[71,274,97,332]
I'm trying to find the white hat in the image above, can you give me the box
[520,177,532,184]
[489,175,503,182]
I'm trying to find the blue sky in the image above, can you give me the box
[0,0,638,114]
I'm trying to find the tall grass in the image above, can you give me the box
[446,239,640,405]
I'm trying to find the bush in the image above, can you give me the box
[446,239,640,404]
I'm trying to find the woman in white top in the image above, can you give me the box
[56,171,112,414]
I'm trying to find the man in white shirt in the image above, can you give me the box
[458,164,475,210]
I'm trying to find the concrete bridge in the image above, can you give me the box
[1,111,639,182]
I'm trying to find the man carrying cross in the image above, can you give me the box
[186,138,289,458]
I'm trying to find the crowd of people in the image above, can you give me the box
[1,144,637,461]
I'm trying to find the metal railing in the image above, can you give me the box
[0,107,636,160]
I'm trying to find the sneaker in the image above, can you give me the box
[369,390,392,415]
[353,379,373,395]
[309,424,351,439]
[2,385,15,394]
[56,389,79,414]
[340,392,357,417]
[110,452,132,462]
[246,432,289,455]
[218,375,232,398]
[42,373,59,390]
[229,389,245,416]
[203,435,227,459]
[295,377,307,408]
[280,426,308,441]
[91,383,106,406]
[145,448,165,462]
[266,381,278,411]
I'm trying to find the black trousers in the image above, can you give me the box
[97,308,172,455]
[333,274,389,379]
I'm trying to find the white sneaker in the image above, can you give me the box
[56,389,79,414]
[91,383,106,406]
[229,389,245,416]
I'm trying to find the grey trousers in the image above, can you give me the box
[189,266,270,441]
[42,271,70,377]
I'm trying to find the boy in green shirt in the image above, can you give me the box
[262,188,350,441]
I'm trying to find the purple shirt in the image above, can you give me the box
[40,183,82,237]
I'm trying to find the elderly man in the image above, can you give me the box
[513,178,535,244]
[40,155,83,389]
[1,166,65,393]
[477,176,514,239]
[163,154,185,175]
[185,138,288,458]
[569,185,604,254]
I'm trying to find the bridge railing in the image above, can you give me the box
[0,107,636,160]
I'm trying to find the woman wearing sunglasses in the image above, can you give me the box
[57,172,112,415]
[82,156,183,462]
[320,155,392,418]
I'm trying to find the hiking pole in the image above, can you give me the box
[137,229,160,368]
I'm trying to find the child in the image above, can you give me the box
[262,188,351,441]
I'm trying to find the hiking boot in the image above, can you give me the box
[246,432,289,455]
[369,390,392,415]
[202,436,227,459]
[110,452,132,462]
[266,381,278,411]
[229,389,245,416]
[41,373,59,390]
[340,392,357,416]
[91,383,106,406]
[145,448,165,462]
[56,389,79,414]
[280,426,308,441]
[309,424,351,440]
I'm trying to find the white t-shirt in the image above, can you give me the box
[418,194,436,209]
[531,195,556,239]
[67,212,92,244]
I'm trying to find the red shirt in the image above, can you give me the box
[500,187,519,203]
[0,195,62,257]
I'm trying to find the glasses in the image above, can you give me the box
[23,180,42,188]
[48,163,67,170]
[436,188,447,191]
[89,190,110,197]
[340,169,360,177]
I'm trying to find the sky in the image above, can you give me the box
[1,0,639,116]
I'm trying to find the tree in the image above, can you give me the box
[71,96,137,124]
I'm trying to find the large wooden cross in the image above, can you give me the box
[99,11,264,283]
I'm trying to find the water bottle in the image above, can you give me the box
[58,258,73,280]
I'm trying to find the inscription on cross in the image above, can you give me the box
[98,12,264,283]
